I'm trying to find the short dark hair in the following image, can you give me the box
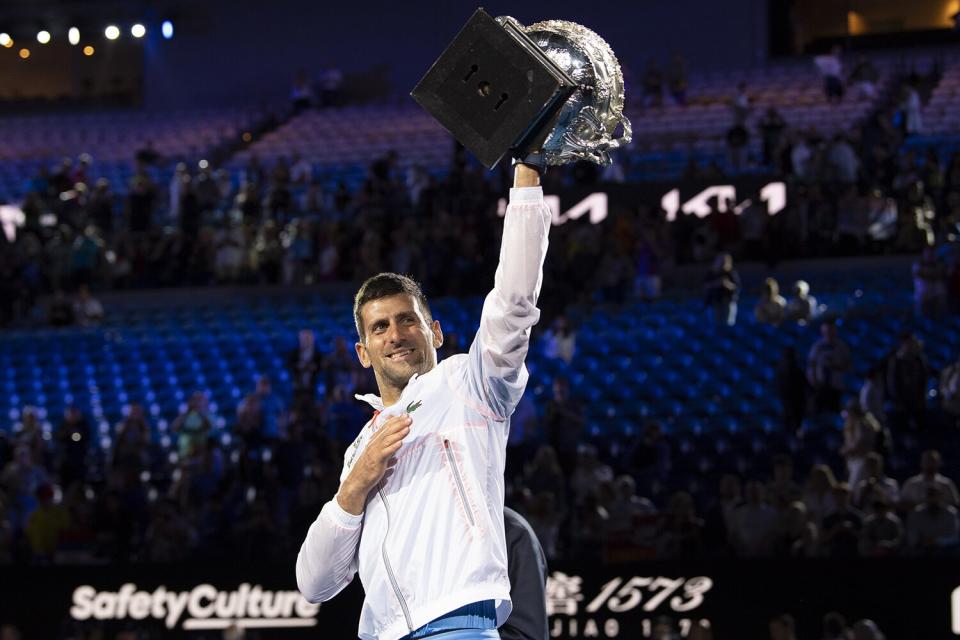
[353,273,432,341]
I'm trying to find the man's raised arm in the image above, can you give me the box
[463,163,551,421]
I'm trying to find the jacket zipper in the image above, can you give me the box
[377,483,414,631]
[443,439,476,527]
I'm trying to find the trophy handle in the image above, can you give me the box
[560,107,633,165]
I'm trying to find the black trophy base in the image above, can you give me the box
[411,7,576,169]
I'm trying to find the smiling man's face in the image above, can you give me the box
[356,293,443,405]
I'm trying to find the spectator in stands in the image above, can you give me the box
[633,224,664,301]
[913,245,948,317]
[318,63,343,108]
[72,285,104,326]
[803,464,839,526]
[135,140,160,167]
[769,614,798,640]
[289,329,323,414]
[56,405,91,488]
[25,484,69,562]
[251,221,283,283]
[642,58,664,107]
[47,289,74,327]
[12,407,45,466]
[768,454,802,508]
[235,392,264,451]
[726,120,750,171]
[703,253,740,326]
[898,82,923,135]
[759,107,787,167]
[541,314,576,364]
[656,490,703,559]
[321,335,358,397]
[214,220,246,283]
[569,444,613,508]
[790,134,813,181]
[847,56,879,100]
[113,403,150,474]
[776,347,808,435]
[821,483,862,557]
[773,500,818,557]
[755,278,787,326]
[840,399,880,490]
[941,355,960,426]
[886,333,929,431]
[703,474,743,553]
[126,174,157,234]
[785,280,819,324]
[1,443,49,520]
[290,153,313,185]
[807,320,851,413]
[731,481,777,556]
[626,420,672,493]
[70,226,103,287]
[901,450,960,510]
[667,53,688,105]
[828,135,860,184]
[523,446,567,513]
[290,69,313,113]
[906,485,960,554]
[852,453,899,509]
[169,163,188,227]
[859,363,886,427]
[87,179,114,237]
[542,377,585,477]
[858,494,902,557]
[815,46,845,103]
[171,391,212,459]
[607,475,657,553]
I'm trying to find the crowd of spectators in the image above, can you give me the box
[1,62,959,640]
[3,47,960,330]
[2,295,959,570]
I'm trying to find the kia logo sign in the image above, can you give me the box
[660,182,786,221]
[497,182,786,226]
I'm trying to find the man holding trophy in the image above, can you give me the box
[295,10,630,640]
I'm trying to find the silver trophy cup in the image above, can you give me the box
[498,16,633,167]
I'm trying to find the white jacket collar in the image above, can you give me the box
[354,393,384,411]
[354,373,421,412]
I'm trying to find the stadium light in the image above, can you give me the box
[131,23,146,38]
[68,27,80,45]
[37,30,51,44]
[104,25,120,40]
[161,20,173,39]
[0,33,11,48]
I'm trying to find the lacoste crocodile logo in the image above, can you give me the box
[405,400,423,413]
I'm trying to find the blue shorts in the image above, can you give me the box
[418,631,499,640]
[402,601,497,640]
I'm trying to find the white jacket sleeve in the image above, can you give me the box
[295,497,363,603]
[464,186,551,421]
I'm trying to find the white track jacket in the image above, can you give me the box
[296,186,551,640]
